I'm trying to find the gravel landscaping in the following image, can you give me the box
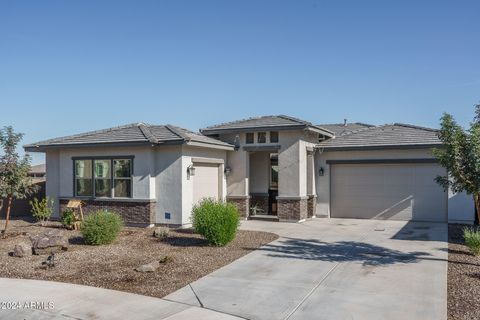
[448,224,480,320]
[0,219,278,298]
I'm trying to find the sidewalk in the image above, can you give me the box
[0,278,241,320]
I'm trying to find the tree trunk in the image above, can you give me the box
[474,193,480,225]
[2,196,12,234]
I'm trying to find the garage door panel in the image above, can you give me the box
[331,163,447,222]
[193,163,219,205]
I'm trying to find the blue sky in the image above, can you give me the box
[1,0,479,164]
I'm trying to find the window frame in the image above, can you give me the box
[113,159,133,198]
[245,132,254,144]
[270,131,279,143]
[257,132,267,143]
[73,156,134,199]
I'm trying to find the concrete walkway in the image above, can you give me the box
[166,218,447,320]
[0,278,242,320]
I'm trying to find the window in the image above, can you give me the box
[246,132,254,144]
[74,158,133,198]
[75,160,92,196]
[94,160,111,197]
[270,154,278,189]
[270,131,279,143]
[114,159,132,198]
[257,132,266,143]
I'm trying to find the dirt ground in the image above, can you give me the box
[448,224,480,320]
[0,219,278,298]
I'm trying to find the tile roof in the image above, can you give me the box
[30,164,46,173]
[24,123,233,151]
[318,123,441,150]
[317,122,375,136]
[201,115,334,136]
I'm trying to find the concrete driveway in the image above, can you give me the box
[166,218,447,320]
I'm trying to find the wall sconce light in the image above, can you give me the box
[187,164,196,176]
[319,167,325,176]
[224,166,232,176]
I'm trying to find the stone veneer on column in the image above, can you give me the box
[59,199,155,226]
[307,195,317,218]
[277,198,308,221]
[226,196,250,219]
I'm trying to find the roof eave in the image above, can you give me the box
[318,143,443,152]
[201,124,310,135]
[23,141,162,152]
[306,126,335,138]
[185,140,234,151]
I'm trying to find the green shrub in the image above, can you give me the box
[81,210,123,245]
[192,198,240,246]
[30,197,54,225]
[61,208,76,229]
[464,227,480,256]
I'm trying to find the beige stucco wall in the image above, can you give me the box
[154,145,183,225]
[278,131,318,198]
[45,145,156,218]
[315,148,474,223]
[45,143,228,226]
[219,130,319,200]
[180,145,227,225]
[249,152,270,194]
[45,150,60,218]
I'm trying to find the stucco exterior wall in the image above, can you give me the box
[180,145,227,225]
[249,152,270,194]
[277,131,318,198]
[315,148,474,223]
[45,146,156,218]
[45,143,228,226]
[45,150,60,217]
[154,145,183,225]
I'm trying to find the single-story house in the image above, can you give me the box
[24,115,474,226]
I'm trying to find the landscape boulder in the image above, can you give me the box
[30,230,68,255]
[153,227,169,239]
[135,261,160,273]
[12,242,31,257]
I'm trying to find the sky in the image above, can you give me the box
[1,0,479,164]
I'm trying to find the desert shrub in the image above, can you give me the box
[61,208,76,229]
[30,197,54,225]
[159,255,173,263]
[192,198,240,246]
[81,210,123,245]
[464,227,480,256]
[153,226,169,239]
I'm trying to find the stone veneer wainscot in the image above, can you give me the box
[59,198,155,226]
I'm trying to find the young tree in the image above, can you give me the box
[0,126,37,234]
[433,104,480,223]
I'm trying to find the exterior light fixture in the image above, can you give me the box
[224,166,232,176]
[319,167,325,176]
[187,164,196,176]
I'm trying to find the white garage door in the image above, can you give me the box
[193,163,219,205]
[330,163,447,222]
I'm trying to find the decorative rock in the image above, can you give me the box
[153,227,169,239]
[135,261,160,272]
[30,230,68,255]
[12,243,31,257]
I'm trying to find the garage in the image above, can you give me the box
[192,163,220,205]
[330,162,447,222]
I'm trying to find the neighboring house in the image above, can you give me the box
[28,164,46,183]
[24,115,474,226]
